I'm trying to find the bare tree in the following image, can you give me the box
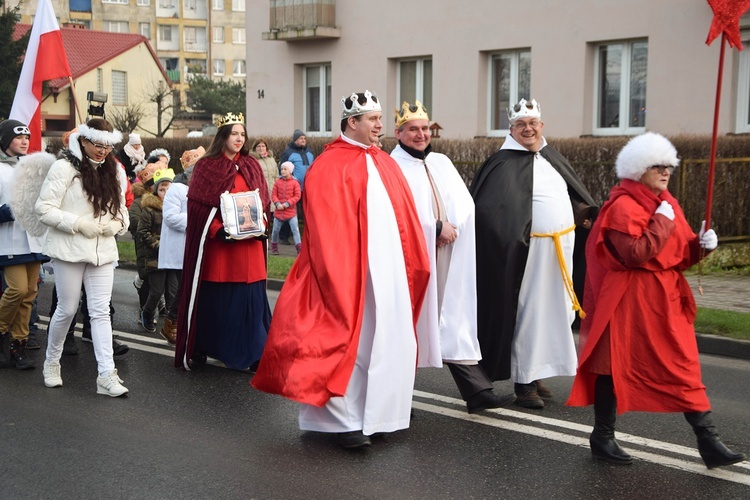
[108,103,145,135]
[138,81,185,137]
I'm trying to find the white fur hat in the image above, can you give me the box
[615,132,680,181]
[128,133,141,145]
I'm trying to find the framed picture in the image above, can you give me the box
[219,189,266,239]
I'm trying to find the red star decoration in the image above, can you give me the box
[706,0,750,49]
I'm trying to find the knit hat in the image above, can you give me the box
[0,119,30,151]
[128,133,141,145]
[292,129,305,142]
[280,161,294,174]
[153,168,175,192]
[615,132,680,181]
[180,146,206,169]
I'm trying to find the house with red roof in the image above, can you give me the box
[14,24,173,140]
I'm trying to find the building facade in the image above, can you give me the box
[246,0,750,140]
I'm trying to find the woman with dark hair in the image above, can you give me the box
[174,112,272,371]
[36,118,130,396]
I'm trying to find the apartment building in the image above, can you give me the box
[246,0,750,140]
[13,0,246,133]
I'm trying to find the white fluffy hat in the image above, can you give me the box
[615,132,680,181]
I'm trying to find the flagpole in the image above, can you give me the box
[704,32,727,231]
[68,76,83,124]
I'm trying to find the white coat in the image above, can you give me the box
[35,148,129,266]
[391,145,482,367]
[158,181,188,270]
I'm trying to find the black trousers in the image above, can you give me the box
[447,363,495,400]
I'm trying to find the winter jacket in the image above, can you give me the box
[251,152,278,208]
[35,150,129,266]
[271,176,301,220]
[158,181,187,270]
[136,192,164,273]
[0,156,46,267]
[280,143,314,190]
[128,182,150,241]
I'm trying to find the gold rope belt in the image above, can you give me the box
[530,224,585,319]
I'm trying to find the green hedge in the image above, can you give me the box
[46,134,750,238]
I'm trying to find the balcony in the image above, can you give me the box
[184,40,207,52]
[69,0,91,12]
[262,0,340,42]
[166,69,180,83]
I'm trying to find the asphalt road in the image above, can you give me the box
[2,268,749,499]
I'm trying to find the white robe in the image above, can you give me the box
[391,146,482,367]
[298,135,416,436]
[502,136,578,384]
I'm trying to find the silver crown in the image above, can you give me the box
[508,98,541,122]
[341,90,382,120]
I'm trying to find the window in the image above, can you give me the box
[232,27,245,44]
[231,0,244,11]
[397,58,432,117]
[139,22,150,39]
[184,0,196,10]
[736,33,750,132]
[212,0,222,9]
[233,59,246,76]
[489,49,531,133]
[103,21,129,33]
[102,0,128,4]
[213,59,225,76]
[137,0,150,5]
[112,70,127,105]
[304,64,332,134]
[158,0,175,7]
[158,25,172,41]
[213,26,224,43]
[593,40,648,135]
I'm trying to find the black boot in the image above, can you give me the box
[590,375,632,465]
[9,338,35,370]
[684,411,746,469]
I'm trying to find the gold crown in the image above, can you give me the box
[215,112,245,128]
[395,100,430,128]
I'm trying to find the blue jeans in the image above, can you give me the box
[271,216,301,245]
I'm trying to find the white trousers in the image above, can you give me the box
[45,260,116,375]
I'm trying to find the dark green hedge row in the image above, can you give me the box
[46,134,750,237]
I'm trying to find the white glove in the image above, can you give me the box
[75,218,102,238]
[654,200,675,221]
[699,220,718,251]
[100,220,123,237]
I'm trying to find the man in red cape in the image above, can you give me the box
[567,132,745,469]
[252,90,429,449]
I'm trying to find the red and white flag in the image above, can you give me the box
[10,0,72,153]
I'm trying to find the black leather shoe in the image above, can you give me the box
[113,339,129,356]
[698,437,746,469]
[590,432,633,465]
[466,389,515,414]
[337,431,371,449]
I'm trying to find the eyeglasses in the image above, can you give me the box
[650,165,675,175]
[87,139,114,152]
[511,120,541,131]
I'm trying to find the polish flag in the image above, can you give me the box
[10,0,72,153]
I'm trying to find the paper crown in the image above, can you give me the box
[395,100,430,128]
[153,168,175,185]
[215,112,245,128]
[507,98,541,122]
[180,146,206,169]
[341,90,381,120]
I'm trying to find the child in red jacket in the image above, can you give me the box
[271,161,302,255]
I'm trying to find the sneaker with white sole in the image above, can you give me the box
[96,369,129,397]
[43,360,63,388]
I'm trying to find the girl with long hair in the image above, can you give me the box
[36,118,130,396]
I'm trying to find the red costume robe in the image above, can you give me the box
[251,137,430,407]
[567,179,710,413]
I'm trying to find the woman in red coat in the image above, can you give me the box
[567,132,745,469]
[174,112,271,371]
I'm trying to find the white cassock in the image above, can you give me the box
[298,134,417,436]
[502,136,578,384]
[391,145,482,367]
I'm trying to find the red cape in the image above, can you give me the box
[567,180,710,413]
[251,137,430,406]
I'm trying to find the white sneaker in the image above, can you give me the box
[43,360,63,388]
[96,369,129,397]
